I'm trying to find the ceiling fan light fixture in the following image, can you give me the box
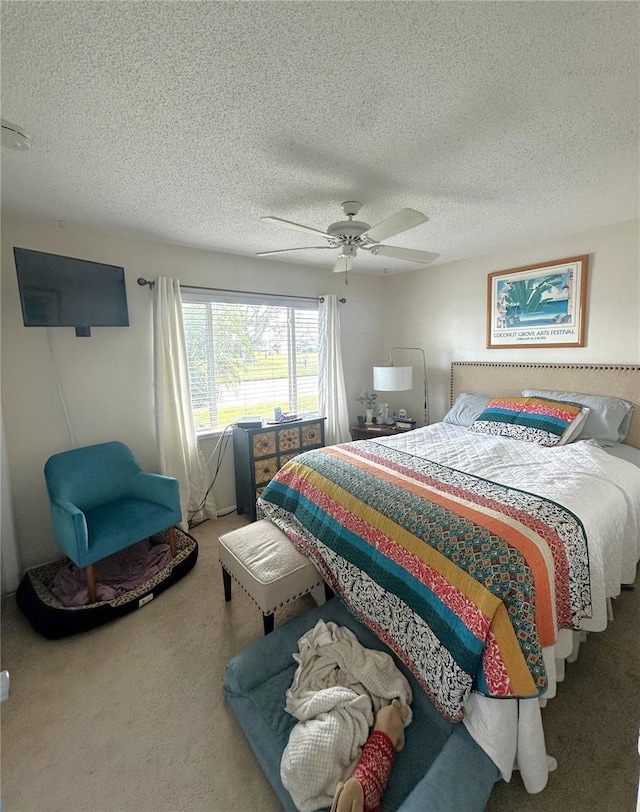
[333,255,351,274]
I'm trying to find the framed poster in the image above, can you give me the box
[487,255,588,349]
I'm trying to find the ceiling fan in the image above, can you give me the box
[257,201,439,273]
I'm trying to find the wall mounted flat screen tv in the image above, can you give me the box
[14,247,129,337]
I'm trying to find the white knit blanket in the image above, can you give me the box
[280,620,412,812]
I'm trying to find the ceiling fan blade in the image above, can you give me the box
[332,255,352,274]
[361,208,428,243]
[256,246,335,256]
[261,216,334,241]
[368,245,439,264]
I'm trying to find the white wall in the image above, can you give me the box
[1,216,385,572]
[4,216,637,575]
[380,219,640,423]
[1,406,21,595]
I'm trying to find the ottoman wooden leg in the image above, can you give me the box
[263,612,275,635]
[222,567,232,602]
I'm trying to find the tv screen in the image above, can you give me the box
[14,247,129,336]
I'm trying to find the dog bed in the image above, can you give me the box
[224,597,500,812]
[16,527,198,639]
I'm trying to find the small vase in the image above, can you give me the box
[365,408,374,424]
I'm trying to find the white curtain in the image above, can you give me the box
[153,277,217,529]
[318,295,351,445]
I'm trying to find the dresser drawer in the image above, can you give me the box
[254,457,278,485]
[233,417,326,521]
[252,431,277,458]
[277,426,302,452]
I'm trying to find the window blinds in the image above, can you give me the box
[182,296,319,432]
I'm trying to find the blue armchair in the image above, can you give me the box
[44,441,182,603]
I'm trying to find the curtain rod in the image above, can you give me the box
[136,278,346,304]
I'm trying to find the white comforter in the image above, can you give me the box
[373,423,640,791]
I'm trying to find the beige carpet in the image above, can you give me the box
[1,514,638,812]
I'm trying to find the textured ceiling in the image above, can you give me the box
[1,1,638,275]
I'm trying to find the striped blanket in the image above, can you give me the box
[257,440,591,722]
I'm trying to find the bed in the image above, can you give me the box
[257,362,640,795]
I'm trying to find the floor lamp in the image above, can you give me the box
[373,346,430,425]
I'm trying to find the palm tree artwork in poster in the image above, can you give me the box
[488,255,587,349]
[497,273,570,328]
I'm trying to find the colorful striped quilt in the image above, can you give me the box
[257,440,591,722]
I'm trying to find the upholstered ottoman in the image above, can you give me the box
[224,597,500,812]
[218,519,324,634]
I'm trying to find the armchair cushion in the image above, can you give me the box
[82,497,181,565]
[44,441,182,568]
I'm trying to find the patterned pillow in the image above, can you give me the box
[469,396,589,447]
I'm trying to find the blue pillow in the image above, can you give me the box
[443,393,492,427]
[522,389,636,446]
[603,443,640,468]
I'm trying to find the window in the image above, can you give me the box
[182,293,319,433]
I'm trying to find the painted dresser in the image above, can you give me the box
[233,417,325,521]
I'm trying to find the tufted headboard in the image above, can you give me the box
[451,362,640,449]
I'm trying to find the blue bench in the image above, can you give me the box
[224,597,499,811]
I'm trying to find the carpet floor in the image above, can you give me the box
[1,514,638,811]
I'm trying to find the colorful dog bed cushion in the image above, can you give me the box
[16,527,197,639]
[224,597,499,812]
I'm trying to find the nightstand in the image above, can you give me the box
[350,425,411,441]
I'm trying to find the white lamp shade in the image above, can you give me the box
[373,365,413,391]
